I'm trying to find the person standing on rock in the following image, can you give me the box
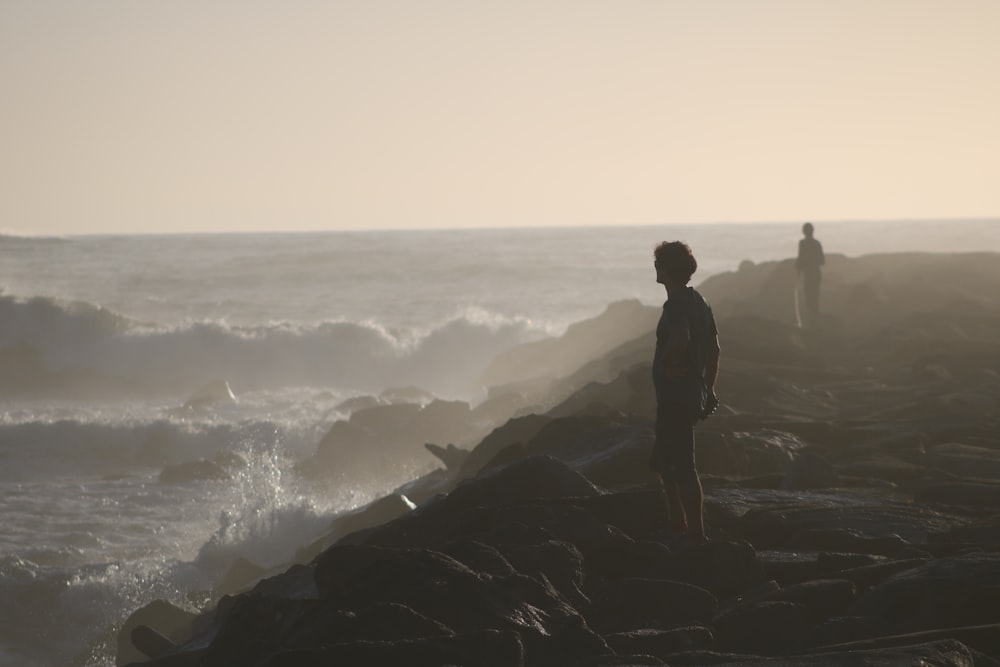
[651,241,720,545]
[795,222,825,328]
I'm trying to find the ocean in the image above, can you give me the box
[1,219,998,666]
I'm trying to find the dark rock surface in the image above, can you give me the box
[123,253,1000,666]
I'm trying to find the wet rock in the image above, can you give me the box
[832,558,930,592]
[424,442,468,471]
[586,578,716,634]
[255,630,524,667]
[604,626,714,660]
[311,538,614,664]
[214,557,268,596]
[930,515,1000,544]
[440,540,518,578]
[914,481,1000,508]
[713,600,811,654]
[295,493,416,562]
[447,455,602,509]
[734,639,979,666]
[657,540,765,600]
[117,599,197,666]
[307,399,483,483]
[732,494,966,549]
[756,578,857,622]
[781,451,840,490]
[925,443,1000,481]
[808,623,1000,662]
[850,553,1000,634]
[840,455,927,485]
[505,540,590,608]
[455,414,552,481]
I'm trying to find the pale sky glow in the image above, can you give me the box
[3,1,998,234]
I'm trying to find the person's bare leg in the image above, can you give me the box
[658,475,688,533]
[679,475,708,543]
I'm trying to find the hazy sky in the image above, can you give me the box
[3,1,998,235]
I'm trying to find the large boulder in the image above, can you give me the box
[850,553,1000,634]
[586,578,716,634]
[312,544,610,665]
[117,599,197,666]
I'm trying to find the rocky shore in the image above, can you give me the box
[122,252,1000,666]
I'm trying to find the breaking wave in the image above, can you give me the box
[0,294,548,399]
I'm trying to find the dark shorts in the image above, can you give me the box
[649,401,698,481]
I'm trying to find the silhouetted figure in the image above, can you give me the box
[651,241,721,545]
[796,222,825,328]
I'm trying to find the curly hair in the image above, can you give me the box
[653,241,698,285]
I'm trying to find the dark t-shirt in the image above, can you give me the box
[652,287,718,413]
[797,237,825,278]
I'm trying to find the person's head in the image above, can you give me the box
[802,222,814,238]
[654,241,697,286]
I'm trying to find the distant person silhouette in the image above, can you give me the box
[796,222,825,328]
[651,241,720,545]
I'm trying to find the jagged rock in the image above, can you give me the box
[478,299,659,390]
[781,451,840,490]
[656,540,765,600]
[116,599,197,666]
[201,597,462,666]
[440,540,518,578]
[214,556,268,596]
[756,578,857,622]
[378,385,436,404]
[841,455,929,485]
[807,614,885,648]
[832,558,929,592]
[915,481,1000,508]
[296,493,416,562]
[775,528,909,557]
[535,421,656,491]
[730,430,809,478]
[808,623,1000,661]
[586,578,716,634]
[332,394,380,414]
[455,414,552,482]
[313,544,610,664]
[731,494,967,550]
[571,488,665,541]
[925,443,1000,481]
[470,390,527,425]
[931,515,1000,544]
[129,625,176,660]
[505,540,590,608]
[714,600,812,654]
[756,552,884,587]
[255,630,524,667]
[604,626,714,660]
[447,455,602,509]
[307,399,482,482]
[243,563,318,601]
[424,442,469,471]
[283,602,456,648]
[573,531,672,583]
[850,553,1000,634]
[696,639,980,666]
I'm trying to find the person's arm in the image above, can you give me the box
[704,334,720,394]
